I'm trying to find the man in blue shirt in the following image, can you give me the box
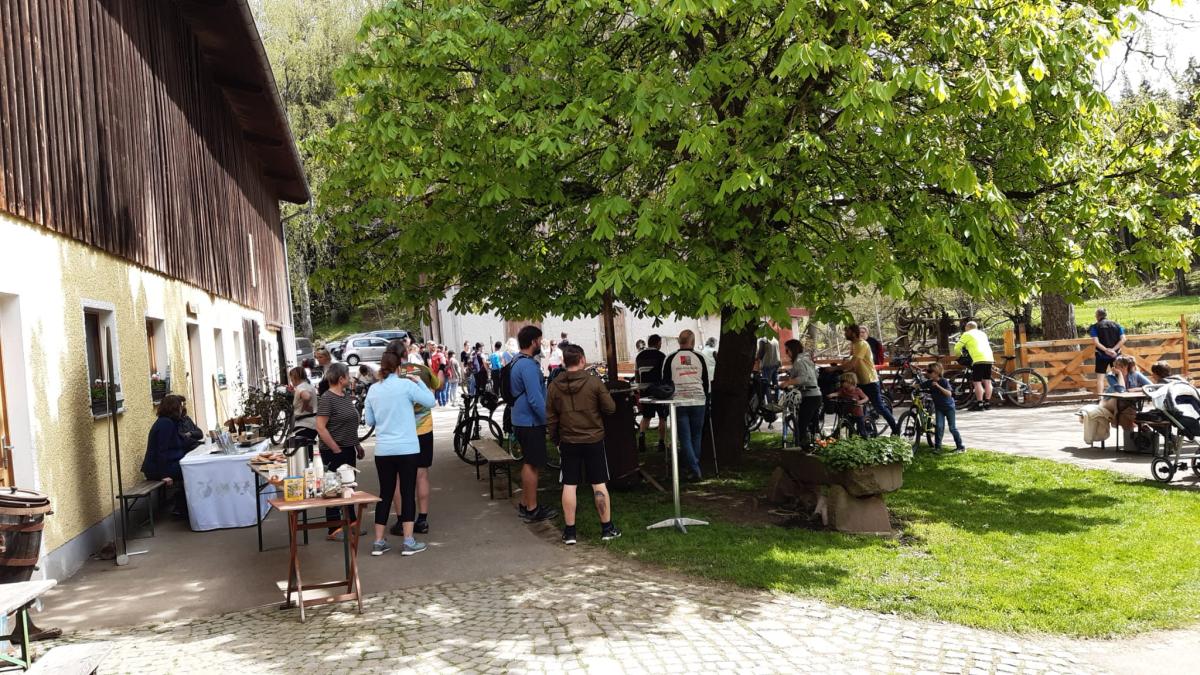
[511,325,558,523]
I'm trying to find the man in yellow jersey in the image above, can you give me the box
[953,321,994,410]
[843,324,898,435]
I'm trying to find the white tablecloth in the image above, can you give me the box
[179,439,272,531]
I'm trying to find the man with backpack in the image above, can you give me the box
[505,325,558,523]
[547,343,621,544]
[489,341,506,394]
[469,342,488,397]
[635,334,668,453]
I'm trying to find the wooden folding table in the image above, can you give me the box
[268,491,380,622]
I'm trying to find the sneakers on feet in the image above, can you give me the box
[371,540,391,556]
[562,527,577,545]
[414,519,429,535]
[401,540,427,556]
[601,525,622,541]
[521,505,558,523]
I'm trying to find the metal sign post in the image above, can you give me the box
[642,398,709,533]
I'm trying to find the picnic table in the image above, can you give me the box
[1100,391,1149,454]
[268,491,380,622]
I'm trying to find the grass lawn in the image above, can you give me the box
[1074,294,1200,330]
[573,447,1200,637]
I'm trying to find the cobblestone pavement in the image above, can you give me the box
[54,560,1097,674]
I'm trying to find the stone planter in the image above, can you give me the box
[769,451,905,535]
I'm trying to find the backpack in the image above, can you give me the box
[499,354,528,405]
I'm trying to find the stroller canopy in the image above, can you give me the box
[1146,381,1200,439]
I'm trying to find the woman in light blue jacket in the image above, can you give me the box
[364,352,436,556]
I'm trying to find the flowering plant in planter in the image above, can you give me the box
[90,379,121,414]
[150,372,169,402]
[814,436,914,473]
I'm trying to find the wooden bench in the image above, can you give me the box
[28,642,113,675]
[471,438,515,500]
[0,580,55,670]
[118,479,165,538]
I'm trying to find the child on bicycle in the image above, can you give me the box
[925,363,965,452]
[829,372,870,437]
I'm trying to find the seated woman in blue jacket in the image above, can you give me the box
[141,394,190,516]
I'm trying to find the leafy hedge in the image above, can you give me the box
[816,436,914,472]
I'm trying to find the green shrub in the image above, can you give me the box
[816,435,914,472]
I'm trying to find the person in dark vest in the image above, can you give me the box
[1088,308,1126,396]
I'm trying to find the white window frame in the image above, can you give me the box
[214,327,227,389]
[83,300,123,417]
[145,315,168,403]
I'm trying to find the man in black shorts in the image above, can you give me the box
[635,334,668,452]
[511,325,558,523]
[1088,308,1126,396]
[547,344,621,544]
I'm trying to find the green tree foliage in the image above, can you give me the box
[316,0,1200,461]
[252,0,374,337]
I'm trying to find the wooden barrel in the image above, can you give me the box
[0,488,52,583]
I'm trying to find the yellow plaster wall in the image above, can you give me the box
[0,212,283,551]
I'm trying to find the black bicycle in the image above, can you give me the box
[350,381,375,442]
[951,355,1048,408]
[452,391,504,466]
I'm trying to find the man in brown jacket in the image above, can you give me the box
[547,344,621,544]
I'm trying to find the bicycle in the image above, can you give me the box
[779,389,824,448]
[895,376,938,450]
[503,429,562,471]
[824,396,887,439]
[349,381,375,442]
[266,388,294,446]
[452,391,504,466]
[952,355,1048,408]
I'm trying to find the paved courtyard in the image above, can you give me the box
[53,560,1096,675]
[38,406,1200,673]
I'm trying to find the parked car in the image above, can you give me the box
[295,337,314,365]
[325,339,346,360]
[342,336,389,365]
[367,329,422,344]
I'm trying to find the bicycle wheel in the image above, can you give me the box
[999,368,1048,407]
[952,371,974,407]
[897,410,922,449]
[269,406,290,446]
[453,416,502,466]
[358,419,375,443]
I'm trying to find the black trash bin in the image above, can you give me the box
[604,382,641,488]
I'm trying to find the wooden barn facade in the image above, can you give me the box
[0,0,306,578]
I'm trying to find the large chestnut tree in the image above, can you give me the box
[317,0,1199,463]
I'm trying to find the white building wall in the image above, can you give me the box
[435,291,723,365]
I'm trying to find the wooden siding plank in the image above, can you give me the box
[0,0,292,327]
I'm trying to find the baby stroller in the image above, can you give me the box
[1142,381,1200,482]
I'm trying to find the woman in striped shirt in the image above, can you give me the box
[315,362,364,539]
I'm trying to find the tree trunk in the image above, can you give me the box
[1175,268,1189,296]
[705,309,758,468]
[1040,293,1077,340]
[295,254,313,339]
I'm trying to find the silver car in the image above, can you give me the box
[342,336,389,365]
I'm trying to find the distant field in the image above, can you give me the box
[1075,295,1200,330]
